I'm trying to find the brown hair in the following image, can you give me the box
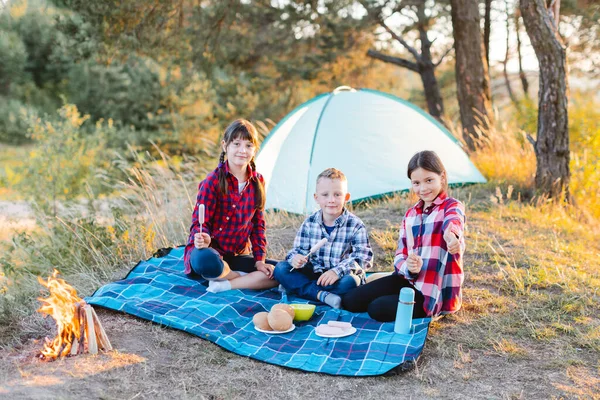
[407,150,448,191]
[218,119,265,210]
[316,168,347,184]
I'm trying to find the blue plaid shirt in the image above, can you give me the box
[285,209,373,282]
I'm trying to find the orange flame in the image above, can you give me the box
[37,269,82,360]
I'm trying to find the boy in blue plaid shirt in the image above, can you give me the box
[273,168,373,308]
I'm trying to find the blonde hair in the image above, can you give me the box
[316,168,347,184]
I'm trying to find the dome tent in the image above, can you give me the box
[255,86,486,214]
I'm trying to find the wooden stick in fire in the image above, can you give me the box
[91,307,113,352]
[290,238,328,272]
[78,303,86,354]
[84,305,98,355]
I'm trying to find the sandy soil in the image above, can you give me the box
[1,305,598,399]
[1,204,599,399]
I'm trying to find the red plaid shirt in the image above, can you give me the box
[394,192,465,317]
[183,162,267,274]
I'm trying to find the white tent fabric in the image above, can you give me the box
[256,87,486,214]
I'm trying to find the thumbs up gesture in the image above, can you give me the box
[443,227,461,255]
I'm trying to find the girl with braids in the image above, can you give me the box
[184,119,279,292]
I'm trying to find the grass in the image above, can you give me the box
[0,105,599,397]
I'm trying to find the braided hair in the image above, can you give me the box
[217,119,265,210]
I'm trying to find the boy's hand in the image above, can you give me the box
[317,270,340,287]
[406,254,423,274]
[194,232,211,249]
[443,228,461,255]
[255,261,274,279]
[291,254,308,269]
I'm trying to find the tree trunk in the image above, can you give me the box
[451,0,495,151]
[420,63,445,118]
[484,0,493,68]
[515,10,530,97]
[417,3,444,119]
[367,0,445,123]
[520,0,570,200]
[503,1,519,107]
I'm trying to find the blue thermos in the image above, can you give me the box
[394,287,415,334]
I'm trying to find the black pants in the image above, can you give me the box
[342,274,427,322]
[187,250,278,279]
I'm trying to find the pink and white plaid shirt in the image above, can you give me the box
[394,192,465,316]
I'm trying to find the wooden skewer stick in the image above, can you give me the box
[84,305,98,355]
[290,238,328,272]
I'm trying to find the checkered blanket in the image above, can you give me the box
[86,247,431,376]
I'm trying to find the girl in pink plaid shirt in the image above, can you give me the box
[343,150,465,321]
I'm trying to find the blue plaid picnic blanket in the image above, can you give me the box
[86,247,431,376]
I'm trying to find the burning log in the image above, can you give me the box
[84,304,98,355]
[37,270,112,361]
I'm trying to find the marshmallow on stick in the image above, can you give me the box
[405,220,414,256]
[196,204,206,248]
[198,204,205,232]
[290,238,328,271]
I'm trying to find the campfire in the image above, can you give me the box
[37,270,112,360]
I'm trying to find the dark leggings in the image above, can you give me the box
[342,274,428,322]
[187,248,278,280]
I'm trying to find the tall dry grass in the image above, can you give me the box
[0,147,207,346]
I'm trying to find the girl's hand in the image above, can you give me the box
[291,254,308,269]
[406,254,423,274]
[443,228,461,255]
[194,232,211,249]
[317,270,340,287]
[255,261,274,279]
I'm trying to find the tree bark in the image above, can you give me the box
[520,0,570,200]
[514,10,530,97]
[366,1,445,122]
[484,0,493,68]
[450,0,495,151]
[416,2,444,119]
[503,1,519,107]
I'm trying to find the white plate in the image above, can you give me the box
[255,324,296,334]
[315,326,357,338]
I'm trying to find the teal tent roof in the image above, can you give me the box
[256,87,486,214]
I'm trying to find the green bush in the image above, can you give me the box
[0,97,37,144]
[0,29,28,94]
[16,104,113,214]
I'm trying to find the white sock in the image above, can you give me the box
[207,280,232,293]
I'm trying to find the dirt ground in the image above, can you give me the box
[1,204,599,399]
[0,308,597,400]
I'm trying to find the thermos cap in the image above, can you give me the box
[399,287,415,303]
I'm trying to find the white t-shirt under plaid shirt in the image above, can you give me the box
[285,208,374,282]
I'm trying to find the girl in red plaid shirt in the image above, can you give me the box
[343,150,465,321]
[184,119,279,293]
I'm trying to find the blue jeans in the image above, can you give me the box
[188,248,277,279]
[273,261,359,302]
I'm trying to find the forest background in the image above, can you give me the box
[0,0,599,398]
